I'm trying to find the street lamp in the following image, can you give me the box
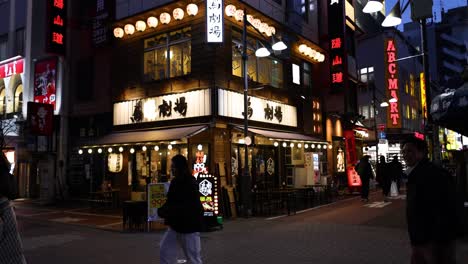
[240,10,287,217]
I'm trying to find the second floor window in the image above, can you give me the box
[232,30,283,88]
[359,67,374,83]
[143,27,191,81]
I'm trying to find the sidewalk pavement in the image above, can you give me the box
[12,199,166,232]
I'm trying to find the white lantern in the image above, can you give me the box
[247,15,254,24]
[147,16,158,28]
[197,144,203,151]
[259,22,268,33]
[273,142,279,147]
[168,144,173,150]
[290,142,295,148]
[186,3,198,16]
[135,20,146,32]
[154,145,159,151]
[318,144,322,149]
[160,12,171,24]
[113,27,124,38]
[124,24,135,35]
[98,148,103,154]
[298,143,302,148]
[225,4,236,17]
[142,146,147,151]
[78,149,83,155]
[298,44,307,54]
[304,144,309,149]
[252,18,261,29]
[130,148,135,154]
[234,9,244,22]
[119,147,124,152]
[265,26,273,37]
[306,47,313,57]
[108,147,113,153]
[88,149,93,154]
[282,142,287,147]
[173,8,184,20]
[269,26,276,35]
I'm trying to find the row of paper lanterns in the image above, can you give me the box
[224,4,276,37]
[298,44,325,62]
[273,142,332,149]
[78,144,204,155]
[113,3,199,38]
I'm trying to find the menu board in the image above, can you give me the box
[147,183,169,222]
[197,173,218,217]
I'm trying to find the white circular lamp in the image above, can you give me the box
[147,16,158,28]
[160,12,171,24]
[186,3,198,16]
[113,27,124,38]
[124,24,135,35]
[173,8,184,20]
[225,5,236,17]
[135,20,146,32]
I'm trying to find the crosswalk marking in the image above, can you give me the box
[388,194,406,200]
[363,201,392,208]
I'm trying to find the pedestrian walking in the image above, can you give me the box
[355,155,374,202]
[376,156,391,202]
[0,153,27,264]
[158,154,203,264]
[388,155,404,192]
[401,136,457,264]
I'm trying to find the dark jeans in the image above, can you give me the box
[361,179,370,199]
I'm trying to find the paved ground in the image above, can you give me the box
[15,192,468,264]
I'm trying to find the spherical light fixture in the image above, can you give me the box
[298,143,302,148]
[113,27,124,38]
[234,9,244,22]
[142,146,147,151]
[305,144,309,149]
[124,24,135,35]
[298,44,307,54]
[290,142,295,148]
[98,148,103,154]
[88,149,93,154]
[78,149,83,155]
[108,147,113,153]
[173,8,184,20]
[168,144,173,150]
[160,12,171,24]
[225,4,236,17]
[328,145,332,149]
[119,147,124,152]
[252,18,261,29]
[197,144,203,151]
[282,142,287,147]
[311,144,315,149]
[186,3,198,16]
[130,148,135,154]
[317,144,322,149]
[259,22,268,33]
[154,145,159,151]
[135,20,146,32]
[273,142,279,147]
[147,16,158,28]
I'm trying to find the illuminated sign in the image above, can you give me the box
[46,0,67,55]
[420,72,427,119]
[385,38,401,128]
[414,132,425,140]
[107,153,123,172]
[328,0,346,90]
[27,102,54,136]
[0,58,24,78]
[33,57,57,108]
[198,174,219,216]
[206,0,223,43]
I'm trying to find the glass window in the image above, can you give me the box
[362,105,369,119]
[143,28,191,81]
[0,88,5,115]
[303,62,311,88]
[14,84,23,113]
[15,29,25,56]
[300,0,309,20]
[232,30,283,88]
[359,67,374,83]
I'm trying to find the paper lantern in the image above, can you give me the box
[113,27,124,38]
[173,8,184,20]
[108,153,123,173]
[124,24,135,35]
[119,147,124,152]
[259,22,268,33]
[269,26,276,35]
[160,12,171,24]
[135,20,146,32]
[186,3,198,16]
[225,4,236,17]
[252,18,261,29]
[265,26,273,37]
[88,149,93,154]
[247,15,254,24]
[147,16,158,28]
[298,44,307,54]
[234,9,244,22]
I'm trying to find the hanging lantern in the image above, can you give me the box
[160,12,171,24]
[306,47,313,57]
[119,147,124,152]
[298,44,307,54]
[98,148,103,154]
[113,27,124,38]
[78,149,83,155]
[274,142,279,147]
[135,20,146,32]
[225,4,236,17]
[154,145,159,151]
[142,146,147,151]
[252,18,261,29]
[247,15,254,24]
[88,149,93,154]
[282,142,287,147]
[197,144,203,151]
[298,143,302,148]
[147,16,158,28]
[108,147,113,153]
[259,22,268,34]
[305,144,309,149]
[234,9,244,22]
[290,142,295,148]
[265,26,273,37]
[168,144,173,150]
[173,8,184,20]
[269,26,276,35]
[124,24,135,35]
[130,148,135,154]
[186,3,198,16]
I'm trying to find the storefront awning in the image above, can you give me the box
[81,125,207,147]
[246,127,327,143]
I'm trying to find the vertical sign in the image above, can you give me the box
[92,0,115,47]
[420,72,427,119]
[198,173,219,217]
[34,57,57,109]
[46,0,67,55]
[206,0,223,43]
[27,102,54,136]
[147,183,169,222]
[328,0,346,90]
[385,38,401,128]
[344,130,361,187]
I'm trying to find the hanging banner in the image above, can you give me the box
[206,0,223,43]
[33,57,57,109]
[197,173,218,217]
[344,130,361,187]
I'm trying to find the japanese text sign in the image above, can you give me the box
[46,0,67,55]
[206,0,223,43]
[0,58,24,78]
[328,0,345,90]
[197,173,219,217]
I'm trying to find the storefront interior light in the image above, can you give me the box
[154,145,159,151]
[173,8,184,20]
[186,3,198,16]
[273,142,279,147]
[88,149,93,154]
[130,148,135,154]
[135,20,146,32]
[119,147,124,152]
[305,144,309,149]
[98,148,103,154]
[160,12,171,24]
[297,143,302,148]
[147,16,158,28]
[108,147,113,153]
[142,146,147,151]
[113,27,124,38]
[225,4,236,17]
[78,149,83,155]
[124,24,135,35]
[197,144,203,151]
[167,144,173,150]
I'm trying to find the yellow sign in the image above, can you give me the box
[147,183,168,221]
[420,72,427,119]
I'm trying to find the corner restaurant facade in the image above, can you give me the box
[77,1,331,214]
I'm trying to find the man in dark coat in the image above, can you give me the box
[159,154,203,264]
[355,155,374,202]
[402,136,457,264]
[388,155,404,192]
[376,156,391,202]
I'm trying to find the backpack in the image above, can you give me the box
[0,171,18,200]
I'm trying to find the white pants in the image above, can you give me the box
[160,228,202,264]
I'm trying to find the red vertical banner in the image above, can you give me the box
[33,57,57,109]
[344,130,361,187]
[385,38,401,128]
[27,102,54,136]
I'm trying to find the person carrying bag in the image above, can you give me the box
[390,181,399,197]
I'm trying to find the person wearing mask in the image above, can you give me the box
[355,155,374,202]
[0,153,27,264]
[159,154,203,264]
[402,136,457,264]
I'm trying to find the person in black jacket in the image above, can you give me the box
[376,156,391,202]
[388,156,404,192]
[402,136,457,264]
[355,155,374,202]
[159,154,203,264]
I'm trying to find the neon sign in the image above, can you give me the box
[420,72,427,119]
[198,174,219,216]
[328,0,345,90]
[385,38,401,128]
[46,0,67,55]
